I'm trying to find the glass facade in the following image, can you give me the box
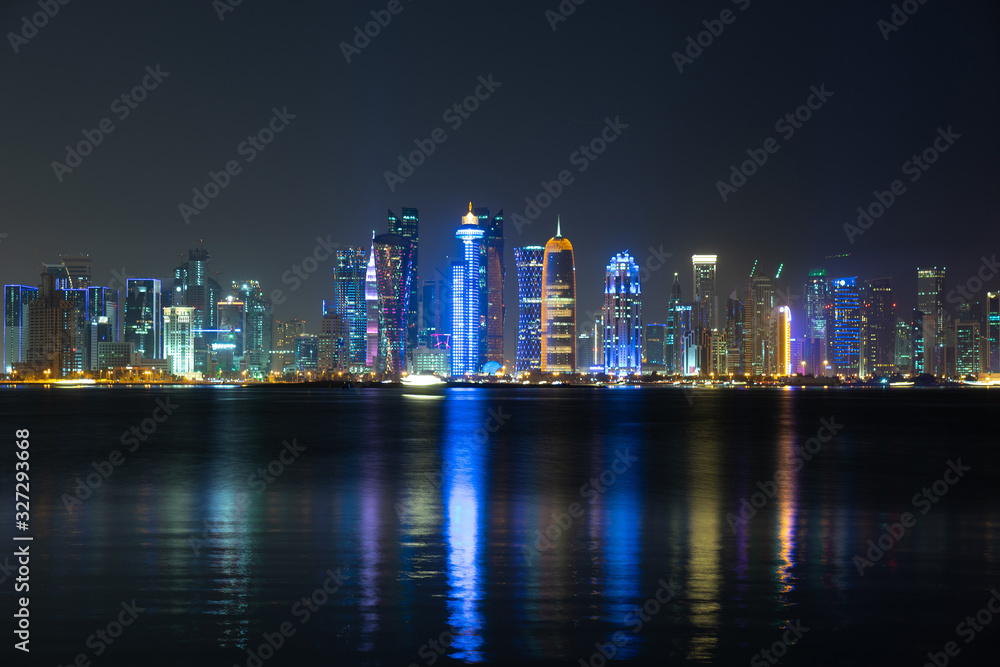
[374,234,415,376]
[514,246,543,373]
[163,306,194,375]
[4,285,38,374]
[124,279,162,360]
[452,206,485,376]
[333,247,368,367]
[831,277,861,376]
[540,221,576,373]
[603,251,642,376]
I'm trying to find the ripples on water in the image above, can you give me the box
[2,385,999,665]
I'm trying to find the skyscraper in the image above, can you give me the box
[482,210,505,367]
[644,323,667,369]
[895,318,912,375]
[215,296,246,374]
[746,275,774,376]
[124,279,162,360]
[365,238,379,369]
[452,204,485,376]
[725,296,743,375]
[333,246,368,369]
[831,277,861,376]
[692,254,718,332]
[4,285,38,374]
[233,280,271,378]
[374,233,415,376]
[666,273,683,374]
[804,269,831,376]
[860,277,894,378]
[917,266,945,374]
[388,208,419,357]
[172,247,222,372]
[987,292,999,373]
[954,321,981,378]
[514,246,544,373]
[273,319,305,375]
[773,306,792,376]
[163,306,194,375]
[26,271,76,378]
[603,251,642,376]
[540,218,576,374]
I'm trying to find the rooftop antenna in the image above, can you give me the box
[556,215,562,237]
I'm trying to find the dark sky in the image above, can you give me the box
[2,0,998,362]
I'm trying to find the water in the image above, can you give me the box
[2,385,999,666]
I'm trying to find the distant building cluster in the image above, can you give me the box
[4,214,998,383]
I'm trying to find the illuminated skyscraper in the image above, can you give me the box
[988,292,999,372]
[452,204,485,376]
[482,210,505,366]
[725,297,743,375]
[540,218,576,373]
[25,272,75,378]
[895,318,912,374]
[603,251,642,376]
[954,321,981,377]
[388,208,419,356]
[917,266,945,374]
[365,237,379,369]
[514,246,544,373]
[4,285,38,374]
[860,277,894,378]
[774,306,791,376]
[831,277,861,376]
[666,273,683,374]
[692,254,718,332]
[272,319,305,375]
[172,247,222,372]
[233,280,271,378]
[746,275,774,376]
[374,233,415,376]
[124,279,162,360]
[644,323,666,369]
[163,306,194,375]
[333,246,368,369]
[804,270,831,376]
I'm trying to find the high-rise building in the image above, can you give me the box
[59,254,93,289]
[860,278,895,378]
[603,251,642,376]
[831,277,861,376]
[332,246,368,369]
[692,254,718,332]
[986,292,998,373]
[540,218,576,374]
[215,297,246,374]
[482,210,505,367]
[725,297,743,375]
[894,318,912,374]
[295,334,319,372]
[419,269,450,350]
[514,246,544,373]
[374,233,415,376]
[746,275,774,376]
[577,331,594,372]
[172,247,223,372]
[451,205,485,376]
[319,308,349,373]
[804,270,831,376]
[163,306,194,375]
[917,266,946,375]
[4,285,38,374]
[365,239,379,370]
[25,272,76,378]
[60,288,89,373]
[388,208,419,357]
[124,279,162,360]
[233,280,271,378]
[666,273,683,374]
[911,309,927,375]
[773,306,791,376]
[272,319,305,375]
[954,321,981,378]
[644,323,667,370]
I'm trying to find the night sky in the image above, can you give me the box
[2,0,998,361]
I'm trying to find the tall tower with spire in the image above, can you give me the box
[541,216,577,373]
[365,232,379,369]
[452,203,486,376]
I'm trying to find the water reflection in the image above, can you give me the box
[443,393,487,662]
[774,395,799,607]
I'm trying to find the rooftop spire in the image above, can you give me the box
[556,215,562,237]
